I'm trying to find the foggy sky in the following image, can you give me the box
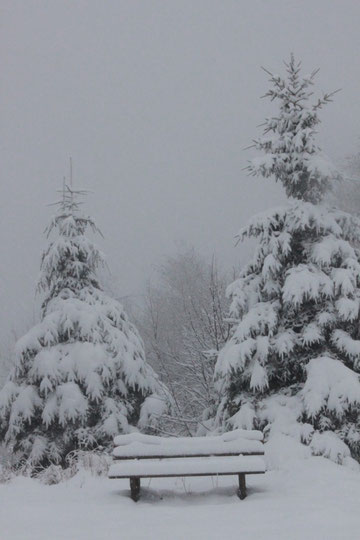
[1,0,360,353]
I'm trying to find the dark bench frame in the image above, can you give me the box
[110,449,265,501]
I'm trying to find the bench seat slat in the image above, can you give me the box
[108,455,266,478]
[114,452,264,460]
[109,471,265,479]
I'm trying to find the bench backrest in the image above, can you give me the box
[113,429,264,459]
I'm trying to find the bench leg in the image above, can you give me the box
[237,474,247,500]
[130,477,141,502]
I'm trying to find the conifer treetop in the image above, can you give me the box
[248,54,339,203]
[39,184,103,312]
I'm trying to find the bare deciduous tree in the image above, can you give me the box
[134,248,230,435]
[328,145,360,215]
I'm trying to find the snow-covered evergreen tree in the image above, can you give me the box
[0,186,166,467]
[214,56,360,464]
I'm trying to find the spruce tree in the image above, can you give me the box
[0,186,165,467]
[214,56,360,463]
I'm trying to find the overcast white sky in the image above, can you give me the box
[1,0,360,350]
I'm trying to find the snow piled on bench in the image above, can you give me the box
[112,429,264,458]
[108,455,265,478]
[114,428,263,446]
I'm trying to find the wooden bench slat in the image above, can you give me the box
[109,471,266,479]
[113,452,265,460]
[109,455,266,478]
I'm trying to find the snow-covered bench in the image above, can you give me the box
[108,429,265,501]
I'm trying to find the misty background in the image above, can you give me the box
[1,0,360,361]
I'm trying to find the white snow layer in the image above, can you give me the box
[113,429,264,459]
[1,456,360,540]
[113,439,263,458]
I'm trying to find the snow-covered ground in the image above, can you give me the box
[1,456,359,540]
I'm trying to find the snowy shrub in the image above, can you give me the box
[65,449,112,477]
[36,464,66,485]
[265,433,312,470]
[214,56,360,463]
[138,392,169,430]
[0,465,13,484]
[0,187,168,468]
[0,445,13,483]
[310,431,350,464]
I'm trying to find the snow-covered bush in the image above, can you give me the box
[0,465,13,484]
[0,444,14,483]
[138,392,170,430]
[35,464,65,485]
[33,448,112,484]
[0,187,168,468]
[65,448,112,477]
[214,56,360,463]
